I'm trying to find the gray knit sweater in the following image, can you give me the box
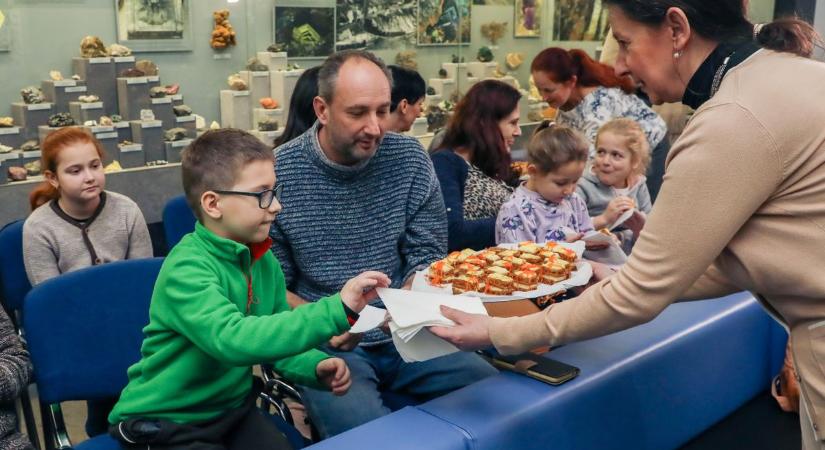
[0,308,33,450]
[271,124,448,345]
[23,191,153,286]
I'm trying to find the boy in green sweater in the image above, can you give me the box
[108,129,389,449]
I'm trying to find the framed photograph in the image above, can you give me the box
[514,0,541,38]
[553,0,610,41]
[473,0,513,4]
[0,5,10,52]
[274,6,335,58]
[115,0,193,52]
[418,0,471,46]
[336,0,416,51]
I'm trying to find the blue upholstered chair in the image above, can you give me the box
[162,195,196,249]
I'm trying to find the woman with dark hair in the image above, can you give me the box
[432,3,825,446]
[273,66,321,148]
[532,47,669,200]
[431,80,522,251]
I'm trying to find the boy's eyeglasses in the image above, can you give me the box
[213,183,284,209]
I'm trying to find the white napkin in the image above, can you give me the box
[582,230,628,266]
[609,209,635,230]
[349,305,388,334]
[377,288,488,362]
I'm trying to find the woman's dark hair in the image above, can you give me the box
[274,66,321,147]
[389,65,426,112]
[603,0,822,58]
[531,47,635,94]
[436,80,521,182]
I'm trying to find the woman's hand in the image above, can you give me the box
[429,306,493,351]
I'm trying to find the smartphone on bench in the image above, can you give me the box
[486,352,580,385]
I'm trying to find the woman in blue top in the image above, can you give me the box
[431,80,522,251]
[531,47,669,201]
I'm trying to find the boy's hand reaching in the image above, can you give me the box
[316,358,351,396]
[340,271,391,313]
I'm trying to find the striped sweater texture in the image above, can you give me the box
[271,123,447,344]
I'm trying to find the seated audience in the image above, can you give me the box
[0,308,34,450]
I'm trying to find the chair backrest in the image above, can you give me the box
[23,258,163,405]
[162,195,197,249]
[0,220,32,313]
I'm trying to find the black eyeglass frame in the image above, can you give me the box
[213,183,284,209]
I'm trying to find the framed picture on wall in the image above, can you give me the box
[514,0,541,37]
[115,0,193,52]
[0,6,10,52]
[418,0,471,46]
[553,0,610,41]
[336,0,416,51]
[274,6,335,58]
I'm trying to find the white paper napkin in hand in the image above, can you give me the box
[377,288,488,362]
[609,209,635,231]
[349,305,388,334]
[583,230,628,266]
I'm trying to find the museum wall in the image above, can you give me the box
[0,0,777,125]
[815,1,825,60]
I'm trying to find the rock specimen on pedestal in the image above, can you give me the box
[0,144,11,154]
[119,68,145,78]
[108,43,132,57]
[506,52,524,70]
[24,160,41,176]
[259,97,278,109]
[20,140,39,152]
[438,68,448,79]
[99,116,113,126]
[209,121,221,130]
[227,73,248,91]
[139,109,156,121]
[164,128,188,142]
[257,119,279,132]
[104,160,122,173]
[246,57,268,72]
[172,105,192,117]
[135,60,158,76]
[83,120,98,127]
[267,43,286,53]
[111,114,123,123]
[7,166,27,181]
[0,117,14,127]
[165,84,180,95]
[395,50,418,71]
[49,70,64,81]
[477,46,494,63]
[211,9,237,49]
[149,87,166,98]
[426,86,436,96]
[78,95,100,103]
[80,36,108,58]
[21,87,45,104]
[48,113,75,128]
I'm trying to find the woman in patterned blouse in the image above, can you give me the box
[431,80,522,251]
[531,47,669,200]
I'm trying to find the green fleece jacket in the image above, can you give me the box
[109,222,350,423]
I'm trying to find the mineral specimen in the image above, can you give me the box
[480,21,508,45]
[99,116,113,126]
[506,52,525,70]
[165,84,180,95]
[21,140,39,152]
[80,36,108,58]
[209,121,221,130]
[164,128,188,142]
[146,160,168,166]
[149,87,166,98]
[8,166,26,181]
[83,120,98,127]
[24,160,41,176]
[477,46,494,63]
[78,95,100,103]
[211,9,237,49]
[246,57,268,72]
[104,160,122,173]
[173,105,193,117]
[119,68,145,78]
[438,68,448,79]
[111,114,122,123]
[227,73,248,91]
[0,144,11,154]
[49,70,64,81]
[139,110,155,121]
[267,43,286,53]
[72,74,81,81]
[451,55,465,64]
[0,117,13,127]
[135,60,158,76]
[107,43,132,57]
[21,87,45,104]
[286,63,301,71]
[426,86,436,96]
[47,113,75,128]
[395,50,418,71]
[257,119,279,132]
[259,97,278,110]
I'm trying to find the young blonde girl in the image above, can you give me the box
[23,126,152,436]
[576,118,652,254]
[496,123,593,244]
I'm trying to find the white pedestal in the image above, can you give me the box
[518,93,531,124]
[252,108,284,127]
[219,90,252,130]
[257,52,288,71]
[425,94,442,110]
[467,62,498,79]
[270,69,304,119]
[407,117,429,137]
[0,127,25,149]
[442,63,469,81]
[240,71,271,104]
[251,129,284,148]
[118,143,144,168]
[489,75,517,89]
[428,78,457,97]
